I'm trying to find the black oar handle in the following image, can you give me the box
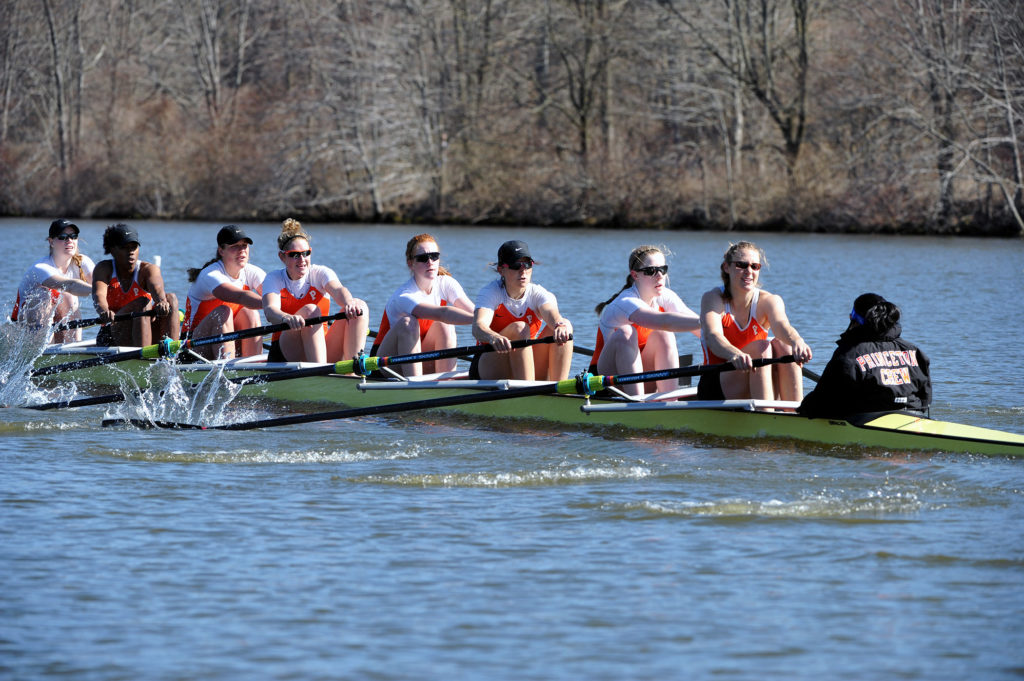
[379,334,566,367]
[236,334,570,387]
[32,311,352,377]
[185,311,349,348]
[605,355,795,388]
[55,308,159,331]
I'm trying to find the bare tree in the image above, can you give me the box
[655,0,810,180]
[39,0,86,207]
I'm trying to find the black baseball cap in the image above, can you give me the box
[48,219,79,238]
[217,225,253,246]
[497,240,533,266]
[103,224,140,253]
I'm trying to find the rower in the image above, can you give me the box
[183,225,266,360]
[470,240,574,380]
[697,240,812,402]
[261,218,368,363]
[370,233,474,377]
[591,245,701,396]
[12,219,96,344]
[92,224,180,347]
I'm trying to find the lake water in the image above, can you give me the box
[2,219,1023,680]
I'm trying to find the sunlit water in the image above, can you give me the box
[2,220,1023,680]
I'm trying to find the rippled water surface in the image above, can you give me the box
[2,220,1023,680]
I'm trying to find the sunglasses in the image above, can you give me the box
[413,251,441,263]
[54,233,79,241]
[636,265,668,277]
[505,260,534,271]
[284,249,312,259]
[731,261,762,271]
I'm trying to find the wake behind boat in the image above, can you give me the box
[32,339,1024,457]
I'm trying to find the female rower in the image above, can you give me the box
[592,245,701,396]
[371,233,474,376]
[697,241,812,402]
[92,224,179,346]
[261,218,368,363]
[12,219,95,344]
[799,293,930,418]
[183,225,266,360]
[470,240,573,380]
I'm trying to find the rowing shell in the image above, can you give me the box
[34,342,1024,456]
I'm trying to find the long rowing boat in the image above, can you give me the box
[32,341,1024,456]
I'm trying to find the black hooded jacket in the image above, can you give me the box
[799,322,931,418]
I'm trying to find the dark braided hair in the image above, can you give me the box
[852,293,901,335]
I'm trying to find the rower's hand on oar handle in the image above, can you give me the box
[283,313,306,330]
[97,308,116,325]
[552,319,573,345]
[344,299,368,319]
[491,334,514,354]
[791,339,813,365]
[729,352,755,372]
[152,298,172,317]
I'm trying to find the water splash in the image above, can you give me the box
[105,359,248,426]
[0,320,53,407]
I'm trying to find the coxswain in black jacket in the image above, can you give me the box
[799,293,931,418]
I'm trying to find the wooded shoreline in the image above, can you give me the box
[2,1,1021,237]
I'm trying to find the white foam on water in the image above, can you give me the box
[0,321,56,407]
[617,488,928,518]
[103,358,250,426]
[359,463,653,488]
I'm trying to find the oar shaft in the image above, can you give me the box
[802,367,821,382]
[32,346,153,377]
[29,393,128,410]
[101,355,798,430]
[377,335,559,368]
[191,378,575,431]
[32,311,351,377]
[602,355,794,389]
[236,335,566,386]
[56,309,158,331]
[185,311,348,349]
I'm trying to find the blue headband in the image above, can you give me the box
[849,308,866,325]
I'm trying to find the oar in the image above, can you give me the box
[237,334,569,385]
[105,356,795,431]
[54,309,158,331]
[29,393,129,410]
[31,311,350,378]
[803,367,821,382]
[30,335,564,410]
[369,327,595,358]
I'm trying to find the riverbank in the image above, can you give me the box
[6,206,1021,238]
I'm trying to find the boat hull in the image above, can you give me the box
[35,344,1024,456]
